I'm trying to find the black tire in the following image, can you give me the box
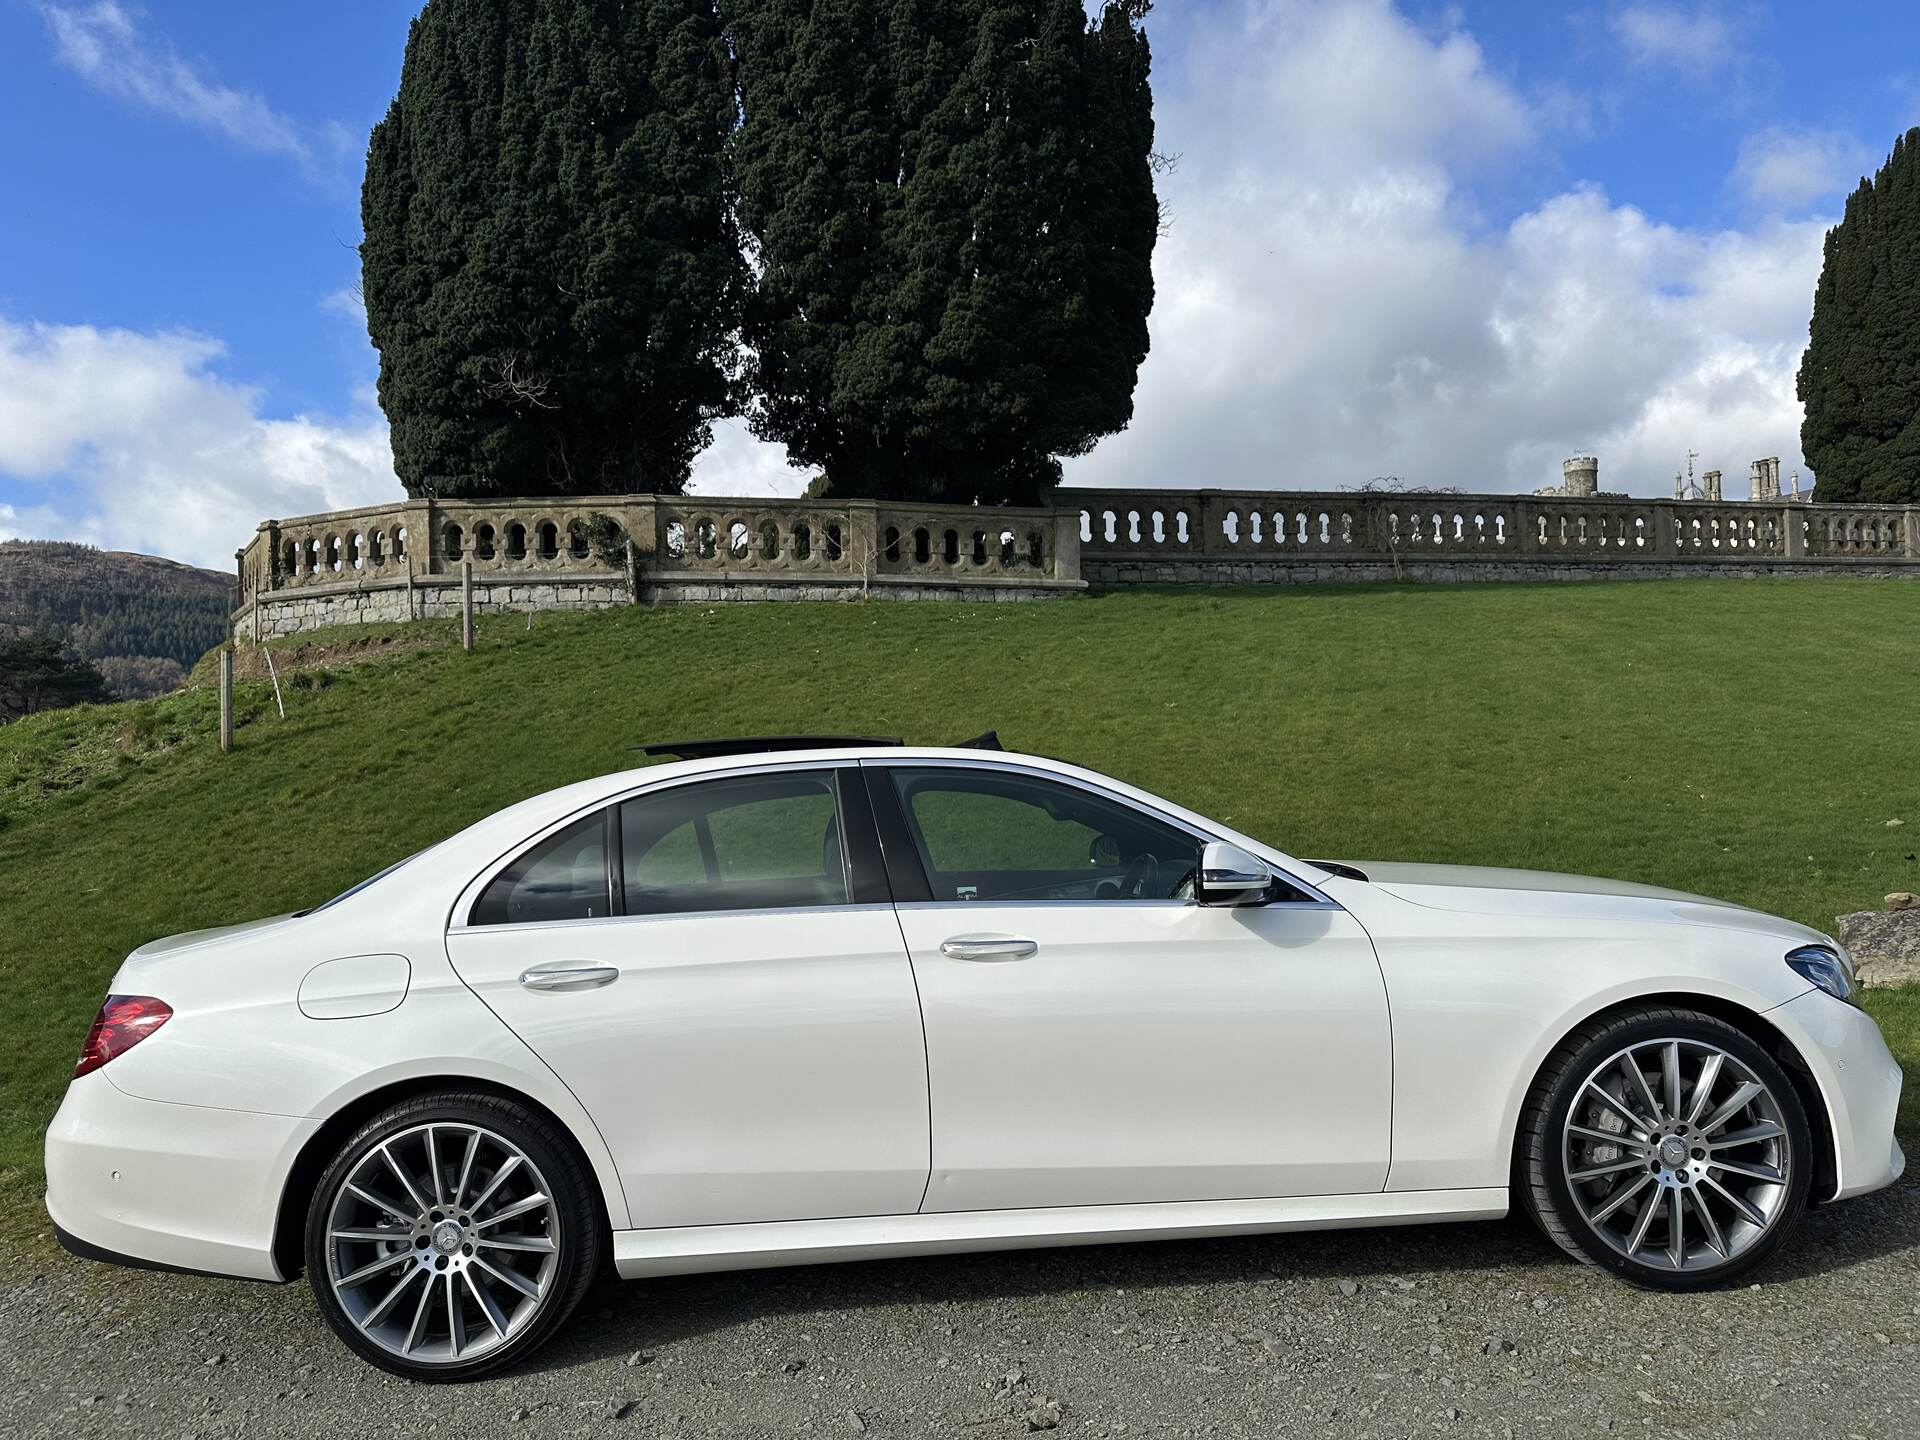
[304,1090,602,1380]
[1515,1005,1812,1289]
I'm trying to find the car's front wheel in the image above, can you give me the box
[304,1090,600,1379]
[1517,1005,1812,1287]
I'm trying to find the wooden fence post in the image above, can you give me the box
[218,649,234,753]
[462,560,475,652]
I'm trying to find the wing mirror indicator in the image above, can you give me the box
[1194,841,1276,906]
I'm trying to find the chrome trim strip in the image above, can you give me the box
[890,899,1343,912]
[449,903,899,939]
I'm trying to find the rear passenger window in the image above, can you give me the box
[621,772,849,916]
[470,814,609,926]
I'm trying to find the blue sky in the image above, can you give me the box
[3,1,1917,566]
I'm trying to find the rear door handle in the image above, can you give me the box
[939,935,1038,962]
[518,961,620,992]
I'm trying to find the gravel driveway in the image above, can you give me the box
[3,1181,1916,1440]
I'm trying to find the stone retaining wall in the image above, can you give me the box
[243,573,632,639]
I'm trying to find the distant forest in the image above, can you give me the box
[0,540,230,700]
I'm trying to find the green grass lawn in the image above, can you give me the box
[1,580,1915,1242]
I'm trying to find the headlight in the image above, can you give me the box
[1785,943,1858,1006]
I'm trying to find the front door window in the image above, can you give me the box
[887,768,1201,902]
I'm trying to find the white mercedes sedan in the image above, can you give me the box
[46,738,1905,1380]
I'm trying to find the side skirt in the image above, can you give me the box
[612,1187,1509,1279]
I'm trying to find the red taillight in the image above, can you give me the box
[74,995,172,1078]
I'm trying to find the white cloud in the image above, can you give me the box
[321,284,367,326]
[0,320,398,568]
[41,2,344,174]
[1734,126,1871,211]
[1051,0,1823,501]
[1608,3,1740,79]
[688,417,807,497]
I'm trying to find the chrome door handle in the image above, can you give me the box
[939,935,1038,962]
[518,961,620,992]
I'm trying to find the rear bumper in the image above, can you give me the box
[44,1073,311,1282]
[1770,989,1906,1201]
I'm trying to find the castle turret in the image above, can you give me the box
[1562,455,1599,497]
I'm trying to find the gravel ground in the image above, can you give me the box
[2,1182,1917,1440]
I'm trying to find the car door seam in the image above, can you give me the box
[891,902,938,1214]
[439,930,639,1228]
[1333,899,1398,1194]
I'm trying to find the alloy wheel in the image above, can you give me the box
[1561,1037,1792,1273]
[323,1122,561,1365]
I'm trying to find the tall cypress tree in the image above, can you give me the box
[363,0,744,497]
[1798,127,1920,504]
[731,0,1159,505]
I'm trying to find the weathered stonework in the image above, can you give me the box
[245,575,633,639]
[229,482,1920,642]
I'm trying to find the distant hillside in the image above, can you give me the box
[0,540,230,699]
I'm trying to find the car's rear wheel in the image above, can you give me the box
[1516,1006,1812,1288]
[304,1091,600,1379]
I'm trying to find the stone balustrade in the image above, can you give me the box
[651,496,1077,588]
[1064,489,1920,585]
[229,487,1920,640]
[231,493,1085,639]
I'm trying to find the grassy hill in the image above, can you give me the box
[0,539,231,700]
[1,580,1915,1244]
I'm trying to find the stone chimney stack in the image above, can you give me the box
[1750,457,1781,501]
[1562,455,1599,497]
[1702,469,1723,502]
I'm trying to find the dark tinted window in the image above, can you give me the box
[621,772,849,915]
[891,768,1201,903]
[470,814,609,926]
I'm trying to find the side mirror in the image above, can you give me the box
[1194,841,1275,906]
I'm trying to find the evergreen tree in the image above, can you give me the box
[0,633,111,723]
[1798,127,1920,504]
[731,0,1159,505]
[363,0,744,497]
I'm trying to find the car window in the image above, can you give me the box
[621,771,850,915]
[889,768,1201,903]
[470,814,609,926]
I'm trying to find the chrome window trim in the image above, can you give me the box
[890,898,1343,913]
[448,902,900,940]
[449,759,866,933]
[865,756,1343,911]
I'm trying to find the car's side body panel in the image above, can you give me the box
[895,898,1393,1210]
[1324,875,1866,1196]
[447,906,933,1228]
